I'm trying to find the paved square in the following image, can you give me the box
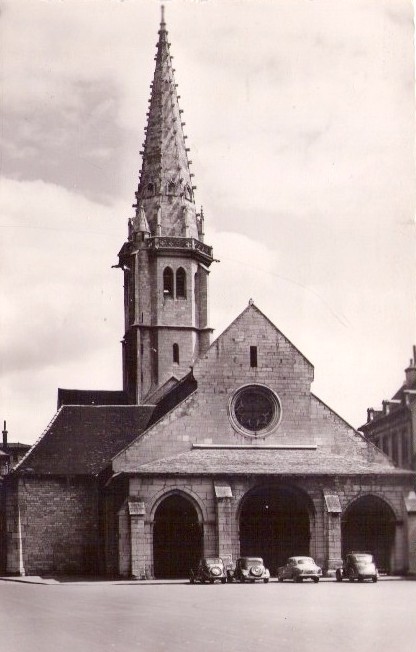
[0,578,415,652]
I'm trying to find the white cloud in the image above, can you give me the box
[1,0,415,442]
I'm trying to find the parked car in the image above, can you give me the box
[336,552,378,583]
[228,557,270,583]
[277,556,322,583]
[190,557,227,584]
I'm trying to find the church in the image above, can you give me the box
[3,10,416,579]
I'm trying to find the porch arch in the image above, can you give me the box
[152,491,203,579]
[238,483,315,574]
[342,494,396,573]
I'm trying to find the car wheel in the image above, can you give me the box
[336,569,342,582]
[221,578,227,584]
[190,577,195,584]
[295,577,302,583]
[358,577,364,583]
[313,577,319,583]
[348,571,355,582]
[201,579,206,584]
[264,578,269,583]
[210,579,214,584]
[372,576,378,583]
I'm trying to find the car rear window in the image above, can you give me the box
[352,554,373,562]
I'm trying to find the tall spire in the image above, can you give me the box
[132,5,198,239]
[118,8,214,405]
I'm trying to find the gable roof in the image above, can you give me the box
[132,446,412,477]
[197,302,313,369]
[147,372,197,427]
[14,405,154,476]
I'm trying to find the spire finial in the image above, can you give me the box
[160,4,165,28]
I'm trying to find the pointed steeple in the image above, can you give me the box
[132,6,198,239]
[118,8,214,405]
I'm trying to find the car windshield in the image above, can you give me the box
[241,558,263,568]
[351,554,373,563]
[204,558,223,566]
[296,558,314,565]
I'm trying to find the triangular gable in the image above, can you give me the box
[113,303,393,474]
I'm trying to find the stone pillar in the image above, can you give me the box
[391,519,406,574]
[323,494,342,574]
[128,498,146,579]
[6,481,25,576]
[405,491,416,574]
[118,504,130,578]
[214,482,233,567]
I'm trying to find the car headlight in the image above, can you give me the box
[211,566,221,576]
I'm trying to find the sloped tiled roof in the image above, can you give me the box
[147,372,197,427]
[133,446,412,477]
[15,405,154,476]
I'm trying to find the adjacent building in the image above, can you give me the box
[3,10,416,579]
[360,349,416,470]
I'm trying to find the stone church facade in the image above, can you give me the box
[3,10,416,578]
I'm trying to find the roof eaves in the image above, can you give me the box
[12,407,64,474]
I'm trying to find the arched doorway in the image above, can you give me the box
[342,495,396,573]
[153,494,202,578]
[239,485,312,574]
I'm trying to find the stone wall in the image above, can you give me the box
[114,472,412,578]
[7,476,99,576]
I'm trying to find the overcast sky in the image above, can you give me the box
[1,0,415,444]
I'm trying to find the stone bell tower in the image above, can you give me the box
[117,7,214,404]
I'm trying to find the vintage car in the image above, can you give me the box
[336,552,378,583]
[228,557,270,583]
[189,557,227,584]
[277,556,322,582]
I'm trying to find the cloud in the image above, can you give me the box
[1,0,415,443]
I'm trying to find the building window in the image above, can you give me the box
[402,430,409,467]
[176,267,186,298]
[229,384,282,438]
[173,343,179,364]
[163,267,174,297]
[167,181,175,194]
[391,432,399,465]
[250,346,258,368]
[147,182,154,195]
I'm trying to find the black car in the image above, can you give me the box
[190,558,227,584]
[336,552,378,583]
[228,557,270,583]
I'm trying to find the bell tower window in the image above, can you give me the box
[176,267,186,299]
[163,267,174,298]
[250,346,258,368]
[173,343,180,364]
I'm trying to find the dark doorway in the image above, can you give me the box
[153,494,202,578]
[342,495,395,573]
[240,485,311,574]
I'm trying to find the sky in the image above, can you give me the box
[1,0,415,444]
